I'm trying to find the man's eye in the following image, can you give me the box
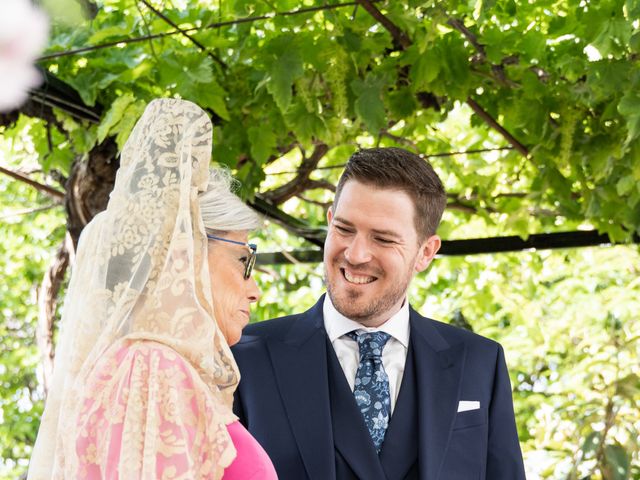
[375,237,394,244]
[334,225,352,234]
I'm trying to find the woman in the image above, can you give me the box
[27,98,277,479]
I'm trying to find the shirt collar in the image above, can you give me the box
[323,294,410,348]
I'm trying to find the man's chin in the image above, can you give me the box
[332,297,372,321]
[328,282,378,319]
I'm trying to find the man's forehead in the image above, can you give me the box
[340,179,408,196]
[335,181,415,210]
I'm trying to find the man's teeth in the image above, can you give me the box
[344,270,375,284]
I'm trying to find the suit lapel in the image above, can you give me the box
[409,309,466,480]
[265,298,335,480]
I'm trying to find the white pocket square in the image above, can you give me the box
[457,400,480,412]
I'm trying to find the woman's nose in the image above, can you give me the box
[247,276,261,303]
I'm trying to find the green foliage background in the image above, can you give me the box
[1,0,640,478]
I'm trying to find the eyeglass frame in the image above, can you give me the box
[206,234,257,280]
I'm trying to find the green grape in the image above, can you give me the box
[559,106,578,168]
[325,47,348,118]
[295,76,315,113]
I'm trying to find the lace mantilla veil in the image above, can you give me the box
[28,98,239,479]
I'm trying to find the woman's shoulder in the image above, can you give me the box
[87,338,203,393]
[108,338,191,367]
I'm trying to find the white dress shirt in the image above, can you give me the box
[323,295,410,414]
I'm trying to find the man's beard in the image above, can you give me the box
[324,262,413,324]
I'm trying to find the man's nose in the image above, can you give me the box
[344,234,372,265]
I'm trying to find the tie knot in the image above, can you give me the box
[348,331,391,360]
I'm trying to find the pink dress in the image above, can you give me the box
[74,340,277,479]
[223,421,278,479]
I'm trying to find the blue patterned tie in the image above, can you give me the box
[347,331,392,453]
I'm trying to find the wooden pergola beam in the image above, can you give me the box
[256,230,633,265]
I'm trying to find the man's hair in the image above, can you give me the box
[334,147,447,240]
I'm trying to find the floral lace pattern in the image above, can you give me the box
[29,99,238,479]
[76,340,235,479]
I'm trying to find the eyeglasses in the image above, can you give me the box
[206,234,257,279]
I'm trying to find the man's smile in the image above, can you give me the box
[341,267,377,285]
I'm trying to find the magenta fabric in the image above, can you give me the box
[223,421,278,479]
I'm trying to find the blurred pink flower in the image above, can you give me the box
[0,0,49,112]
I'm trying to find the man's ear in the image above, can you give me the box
[414,235,441,273]
[327,205,334,224]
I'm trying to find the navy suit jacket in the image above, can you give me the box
[232,296,526,480]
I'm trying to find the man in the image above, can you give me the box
[232,147,526,479]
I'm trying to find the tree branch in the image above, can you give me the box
[297,195,333,209]
[78,0,98,18]
[448,191,527,201]
[306,178,336,192]
[430,146,514,158]
[353,3,530,158]
[380,129,420,151]
[262,143,330,204]
[451,18,520,88]
[355,0,411,49]
[38,2,373,61]
[135,1,159,59]
[36,233,73,394]
[466,97,529,157]
[65,138,119,247]
[0,165,65,200]
[0,204,59,220]
[595,395,618,477]
[250,195,327,247]
[449,17,550,89]
[447,200,482,214]
[138,0,225,69]
[267,147,515,175]
[0,71,102,127]
[447,18,486,59]
[447,194,561,218]
[237,141,298,169]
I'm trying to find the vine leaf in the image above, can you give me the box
[248,125,276,165]
[618,92,640,145]
[266,36,304,112]
[97,93,135,144]
[352,74,386,134]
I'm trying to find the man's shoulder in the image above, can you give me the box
[412,308,502,352]
[235,303,320,348]
[242,313,301,337]
[240,296,324,341]
[436,318,497,344]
